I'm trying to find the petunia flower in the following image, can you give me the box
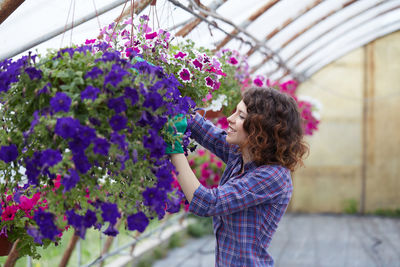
[192,59,203,70]
[81,85,100,101]
[178,68,191,83]
[205,76,214,88]
[61,169,80,192]
[127,212,149,232]
[253,78,263,87]
[0,144,18,163]
[50,92,71,113]
[101,202,121,225]
[174,52,187,59]
[93,138,110,156]
[109,115,127,131]
[40,149,62,167]
[145,32,158,40]
[228,56,238,65]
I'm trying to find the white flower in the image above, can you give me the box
[206,94,228,112]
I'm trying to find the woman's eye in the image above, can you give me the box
[239,115,245,119]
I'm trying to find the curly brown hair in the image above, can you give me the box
[242,86,309,171]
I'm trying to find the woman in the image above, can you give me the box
[168,86,309,266]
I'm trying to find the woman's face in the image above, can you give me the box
[226,100,248,147]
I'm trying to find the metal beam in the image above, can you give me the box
[250,0,357,76]
[280,0,358,50]
[285,2,387,65]
[177,0,301,80]
[302,18,400,80]
[246,0,323,58]
[297,4,400,73]
[264,0,386,79]
[214,0,280,51]
[175,0,227,37]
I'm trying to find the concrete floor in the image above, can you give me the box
[152,213,400,267]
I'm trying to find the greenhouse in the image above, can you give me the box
[0,0,399,266]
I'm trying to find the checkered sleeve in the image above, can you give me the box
[189,166,292,217]
[188,113,233,163]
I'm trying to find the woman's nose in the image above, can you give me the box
[227,114,234,124]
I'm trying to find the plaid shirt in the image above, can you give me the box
[188,114,292,267]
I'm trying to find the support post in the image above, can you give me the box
[0,0,24,24]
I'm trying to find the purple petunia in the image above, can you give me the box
[178,68,191,83]
[110,132,127,150]
[142,187,167,207]
[104,64,129,88]
[109,115,127,131]
[61,169,80,192]
[142,91,163,111]
[166,194,183,213]
[127,212,149,232]
[84,210,97,228]
[143,129,166,159]
[37,82,50,95]
[107,96,127,113]
[0,144,18,163]
[103,224,119,236]
[54,117,81,139]
[24,67,42,80]
[40,149,62,167]
[84,66,103,79]
[101,202,121,225]
[81,85,100,101]
[27,227,43,245]
[72,153,91,174]
[155,167,173,190]
[33,210,60,241]
[66,210,87,239]
[124,87,139,106]
[93,138,110,156]
[50,92,71,113]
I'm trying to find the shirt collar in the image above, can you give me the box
[243,161,257,171]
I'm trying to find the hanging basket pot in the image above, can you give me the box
[196,109,225,119]
[0,233,13,256]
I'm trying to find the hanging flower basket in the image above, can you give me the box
[0,233,12,256]
[0,42,195,259]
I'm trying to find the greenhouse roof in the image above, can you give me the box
[1,0,399,82]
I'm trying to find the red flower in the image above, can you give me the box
[2,205,18,221]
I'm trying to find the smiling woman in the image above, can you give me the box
[168,86,309,266]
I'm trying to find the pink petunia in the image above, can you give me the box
[229,57,238,65]
[217,117,229,129]
[85,39,96,44]
[198,149,205,156]
[145,32,158,40]
[192,59,203,70]
[174,52,187,59]
[178,68,191,83]
[1,205,18,221]
[213,81,221,91]
[205,77,214,88]
[254,78,263,87]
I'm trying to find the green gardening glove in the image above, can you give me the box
[165,114,187,154]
